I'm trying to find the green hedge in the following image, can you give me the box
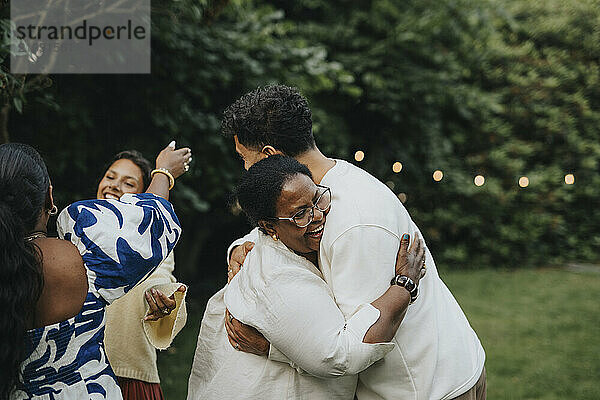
[2,0,598,288]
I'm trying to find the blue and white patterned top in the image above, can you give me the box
[13,193,181,400]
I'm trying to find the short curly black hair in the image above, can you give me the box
[222,85,316,156]
[235,155,312,233]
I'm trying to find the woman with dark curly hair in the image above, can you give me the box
[0,142,189,400]
[188,155,425,400]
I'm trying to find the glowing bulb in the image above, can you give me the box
[392,162,403,173]
[565,174,575,185]
[433,170,443,182]
[474,175,485,187]
[397,193,407,203]
[354,150,365,162]
[518,176,529,188]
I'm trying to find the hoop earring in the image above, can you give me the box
[48,205,58,216]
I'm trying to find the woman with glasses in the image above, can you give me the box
[187,155,426,400]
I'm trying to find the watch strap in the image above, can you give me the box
[390,275,418,304]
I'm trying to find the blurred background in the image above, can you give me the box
[2,0,599,398]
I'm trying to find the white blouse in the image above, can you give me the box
[187,232,394,400]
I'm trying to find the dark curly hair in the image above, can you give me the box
[0,143,49,399]
[102,150,153,190]
[222,85,316,157]
[235,155,312,234]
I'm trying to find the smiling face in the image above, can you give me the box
[96,158,145,200]
[261,173,328,256]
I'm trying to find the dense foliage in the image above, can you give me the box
[1,0,598,291]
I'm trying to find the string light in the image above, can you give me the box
[565,174,575,185]
[392,162,403,173]
[518,176,529,188]
[350,158,582,189]
[397,193,407,203]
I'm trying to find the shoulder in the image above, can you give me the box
[237,236,316,283]
[38,238,86,289]
[322,162,407,241]
[38,238,82,263]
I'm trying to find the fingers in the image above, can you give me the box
[144,290,161,321]
[407,234,426,284]
[224,310,270,356]
[145,290,160,313]
[417,240,426,266]
[231,242,253,266]
[408,232,419,253]
[227,260,241,283]
[229,259,241,270]
[176,284,187,293]
[144,314,161,321]
[412,233,425,267]
[151,288,167,311]
[150,288,173,318]
[156,142,192,178]
[395,233,410,273]
[397,232,409,257]
[228,242,254,282]
[242,241,255,256]
[225,310,242,350]
[227,331,240,351]
[159,290,176,310]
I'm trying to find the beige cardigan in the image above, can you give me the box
[104,253,187,383]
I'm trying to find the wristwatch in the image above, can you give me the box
[390,275,418,304]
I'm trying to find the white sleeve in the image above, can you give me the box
[327,225,412,318]
[225,227,260,264]
[226,266,395,378]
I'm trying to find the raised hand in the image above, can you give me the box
[395,233,426,285]
[155,140,192,179]
[227,241,254,283]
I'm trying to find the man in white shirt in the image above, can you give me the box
[221,84,486,400]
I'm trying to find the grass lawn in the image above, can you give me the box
[158,268,600,399]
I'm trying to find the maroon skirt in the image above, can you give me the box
[117,377,165,400]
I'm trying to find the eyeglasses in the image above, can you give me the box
[272,185,332,228]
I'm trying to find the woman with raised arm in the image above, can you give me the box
[0,142,189,400]
[188,155,426,400]
[98,150,188,400]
